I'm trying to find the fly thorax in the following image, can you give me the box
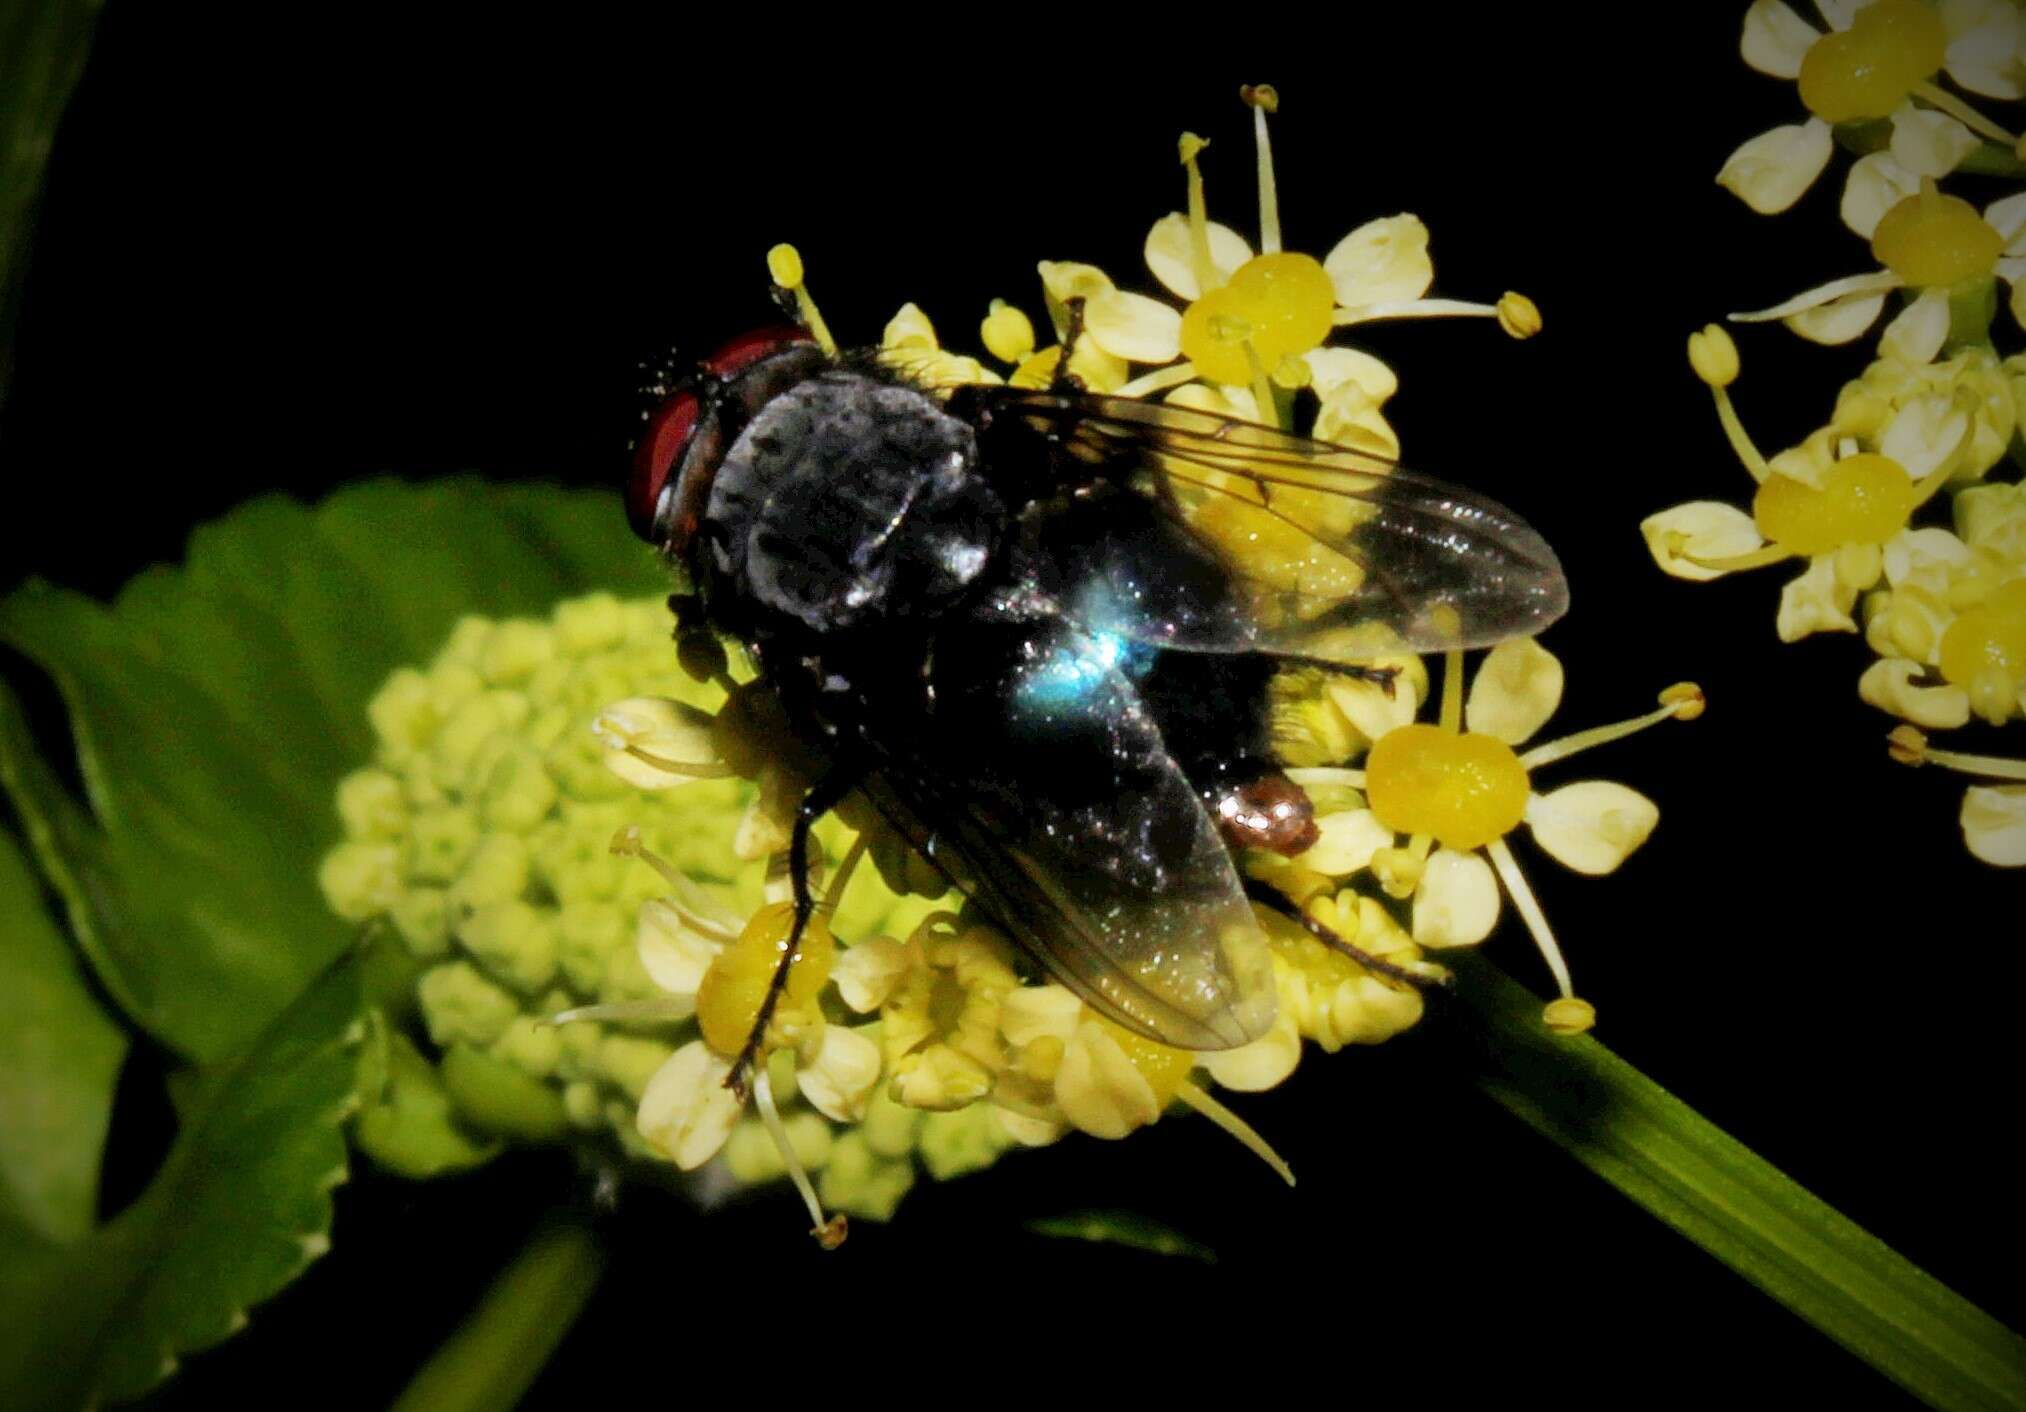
[711,372,1005,633]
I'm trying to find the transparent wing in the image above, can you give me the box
[983,386,1569,658]
[855,619,1276,1051]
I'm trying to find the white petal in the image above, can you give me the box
[830,936,912,1013]
[1412,848,1500,947]
[1816,0,1862,29]
[1326,672,1421,741]
[1878,288,1952,365]
[1741,0,1820,76]
[1986,190,2026,248]
[635,898,717,1005]
[1298,809,1395,875]
[1055,1021,1162,1139]
[1955,480,2026,556]
[1201,1009,1302,1091]
[1888,102,1979,178]
[2012,270,2026,335]
[1944,3,2026,98]
[1165,381,1261,421]
[1323,215,1433,307]
[1730,269,1900,324]
[1858,658,1973,728]
[637,1041,742,1170]
[1037,261,1117,330]
[1639,501,1766,581]
[1143,213,1251,300]
[1717,118,1833,214]
[1312,384,1400,458]
[1843,152,1922,239]
[1083,288,1182,364]
[1000,983,1084,1047]
[1524,782,1660,875]
[1787,290,1891,343]
[795,1024,883,1122]
[1880,393,1969,478]
[991,1103,1067,1148]
[882,302,938,352]
[592,697,722,789]
[1962,785,2026,865]
[1302,346,1398,403]
[1465,637,1564,746]
[1884,526,1973,585]
[1776,556,1860,640]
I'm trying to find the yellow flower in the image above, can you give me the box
[1285,641,1701,1030]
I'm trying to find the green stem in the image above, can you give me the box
[390,1221,605,1412]
[1451,953,2026,1412]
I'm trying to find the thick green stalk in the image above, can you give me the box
[389,1222,605,1412]
[1452,953,2026,1412]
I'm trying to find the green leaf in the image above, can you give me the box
[0,953,362,1411]
[0,0,103,410]
[1452,953,2026,1412]
[1028,1209,1217,1264]
[0,822,125,1242]
[0,479,665,1062]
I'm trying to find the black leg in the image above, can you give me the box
[1242,877,1450,992]
[1050,295,1089,393]
[1276,656,1402,697]
[725,764,861,1098]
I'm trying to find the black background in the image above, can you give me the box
[3,6,2020,1407]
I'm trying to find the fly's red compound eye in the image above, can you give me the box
[626,389,700,543]
[702,324,812,379]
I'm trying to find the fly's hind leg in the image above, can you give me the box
[1049,296,1090,393]
[1241,877,1452,993]
[725,764,860,1101]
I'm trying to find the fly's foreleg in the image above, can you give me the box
[725,764,860,1100]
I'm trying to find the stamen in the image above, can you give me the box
[623,744,733,779]
[1889,725,2026,780]
[823,833,868,915]
[1116,362,1201,398]
[1519,685,1704,771]
[1241,84,1282,255]
[1242,341,1282,432]
[1333,298,1502,326]
[1174,1080,1295,1187]
[1727,270,1903,323]
[1179,133,1221,295]
[610,825,704,895]
[545,999,693,1027]
[753,1067,847,1249]
[1485,838,1585,1019]
[766,243,839,358]
[1440,650,1464,733]
[1285,766,1367,790]
[1682,544,1794,573]
[1711,385,1774,484]
[1911,80,2017,145]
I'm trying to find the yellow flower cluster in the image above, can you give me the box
[1653,1,2026,865]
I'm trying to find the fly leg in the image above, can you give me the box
[725,764,861,1100]
[1276,655,1402,696]
[1050,296,1089,393]
[1241,877,1452,993]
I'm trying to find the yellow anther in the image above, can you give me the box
[766,242,837,357]
[1688,324,1740,389]
[1369,845,1426,899]
[1496,291,1542,340]
[1239,83,1279,113]
[1178,131,1211,165]
[980,300,1036,365]
[1543,997,1596,1036]
[1660,682,1706,721]
[1271,354,1312,389]
[1887,724,1928,766]
[766,243,805,289]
